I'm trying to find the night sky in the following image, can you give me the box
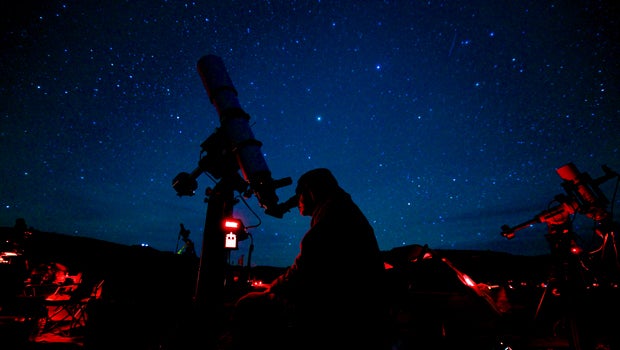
[2,1,619,268]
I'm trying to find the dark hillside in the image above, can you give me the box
[1,227,618,349]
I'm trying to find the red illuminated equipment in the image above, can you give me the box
[501,162,618,239]
[500,163,620,350]
[223,218,248,249]
[556,162,611,221]
[223,218,243,231]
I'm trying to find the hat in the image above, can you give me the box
[295,168,340,195]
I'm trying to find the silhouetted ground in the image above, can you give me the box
[1,227,618,349]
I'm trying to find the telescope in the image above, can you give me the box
[173,54,292,217]
[501,163,618,239]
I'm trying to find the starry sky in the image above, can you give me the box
[2,1,619,267]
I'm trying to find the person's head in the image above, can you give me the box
[295,168,341,216]
[14,218,27,230]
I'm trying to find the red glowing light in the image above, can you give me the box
[460,273,477,288]
[224,219,241,229]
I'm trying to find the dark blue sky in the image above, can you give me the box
[2,1,619,267]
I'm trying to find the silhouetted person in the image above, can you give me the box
[14,217,28,232]
[1,218,32,299]
[0,219,30,303]
[231,168,389,350]
[11,217,29,248]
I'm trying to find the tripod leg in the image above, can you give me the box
[534,282,550,320]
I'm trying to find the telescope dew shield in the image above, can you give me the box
[556,163,598,205]
[197,55,278,210]
[198,54,241,114]
[556,162,609,221]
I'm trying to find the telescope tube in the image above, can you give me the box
[197,55,279,210]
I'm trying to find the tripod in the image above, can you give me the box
[532,221,595,350]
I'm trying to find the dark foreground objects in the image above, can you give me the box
[230,168,390,349]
